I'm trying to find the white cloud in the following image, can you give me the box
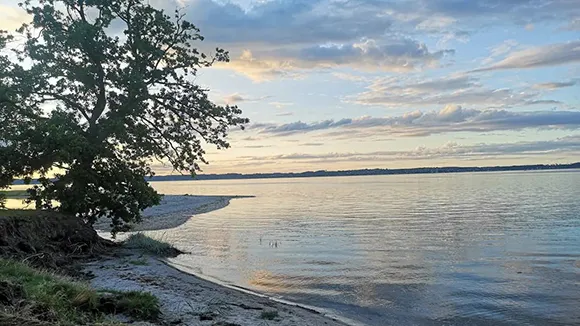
[472,41,580,72]
[351,75,549,109]
[269,102,294,109]
[482,40,519,64]
[533,80,578,90]
[415,16,457,32]
[235,135,580,164]
[331,72,369,82]
[37,0,575,80]
[224,93,245,104]
[217,50,301,82]
[219,39,454,81]
[249,107,580,137]
[0,5,30,31]
[223,92,272,104]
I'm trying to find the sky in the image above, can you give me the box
[1,0,580,174]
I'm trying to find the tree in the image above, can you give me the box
[0,0,248,233]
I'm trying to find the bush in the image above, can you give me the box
[124,233,182,257]
[261,310,279,320]
[114,291,160,320]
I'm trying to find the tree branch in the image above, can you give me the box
[150,97,212,143]
[36,91,91,122]
[138,115,181,168]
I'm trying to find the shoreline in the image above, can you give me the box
[90,195,352,326]
[84,249,350,326]
[94,195,253,232]
[165,259,363,326]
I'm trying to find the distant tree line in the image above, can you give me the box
[146,162,580,181]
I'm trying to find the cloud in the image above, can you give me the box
[296,38,454,70]
[171,0,579,46]
[164,0,578,38]
[351,75,549,108]
[332,72,369,82]
[224,93,245,104]
[240,136,262,141]
[269,102,293,109]
[0,5,30,31]
[164,0,394,46]
[276,112,294,117]
[563,18,580,30]
[159,1,458,80]
[253,118,353,135]
[416,0,580,26]
[223,93,271,104]
[373,74,480,92]
[125,1,578,80]
[524,100,563,106]
[234,135,580,165]
[249,106,580,137]
[415,15,457,32]
[301,143,325,147]
[219,50,300,81]
[220,39,453,81]
[242,145,272,149]
[482,40,519,64]
[13,0,576,75]
[472,41,580,72]
[533,80,578,90]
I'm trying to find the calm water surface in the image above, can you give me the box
[151,171,580,325]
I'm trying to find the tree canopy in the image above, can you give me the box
[0,0,248,233]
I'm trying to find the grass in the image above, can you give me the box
[127,258,149,266]
[260,310,279,320]
[124,233,181,257]
[105,291,160,321]
[0,258,99,325]
[0,259,161,325]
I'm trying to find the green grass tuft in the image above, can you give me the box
[0,258,99,325]
[127,258,149,266]
[0,259,162,324]
[261,310,279,320]
[124,233,181,257]
[112,291,160,320]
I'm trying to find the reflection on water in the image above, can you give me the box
[148,171,579,325]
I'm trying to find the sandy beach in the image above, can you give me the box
[93,195,252,232]
[89,195,349,326]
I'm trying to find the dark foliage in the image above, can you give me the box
[0,0,248,233]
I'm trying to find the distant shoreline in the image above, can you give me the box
[149,162,580,182]
[11,162,580,184]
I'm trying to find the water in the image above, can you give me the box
[150,171,580,325]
